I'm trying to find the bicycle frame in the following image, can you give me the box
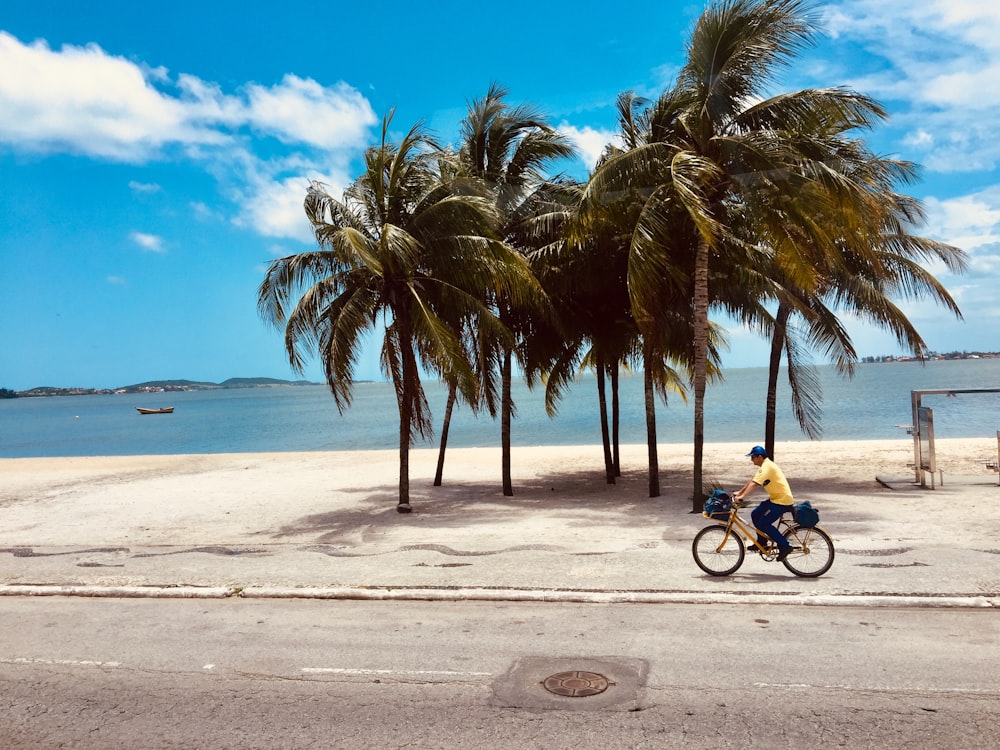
[702,504,795,557]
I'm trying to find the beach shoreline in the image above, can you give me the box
[2,438,998,546]
[3,436,997,481]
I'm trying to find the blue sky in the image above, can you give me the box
[3,0,1000,390]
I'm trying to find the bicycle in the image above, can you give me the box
[692,496,835,578]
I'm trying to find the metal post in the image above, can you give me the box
[911,390,921,485]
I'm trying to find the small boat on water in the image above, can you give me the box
[136,407,174,415]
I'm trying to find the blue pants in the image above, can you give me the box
[752,500,792,552]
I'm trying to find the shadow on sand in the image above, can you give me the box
[259,459,893,547]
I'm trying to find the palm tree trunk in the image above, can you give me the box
[644,346,660,498]
[596,355,615,484]
[501,347,514,497]
[398,400,411,511]
[691,236,710,511]
[396,369,413,513]
[611,364,621,477]
[765,303,790,459]
[396,319,417,513]
[434,381,457,486]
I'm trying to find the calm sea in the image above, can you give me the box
[3,360,1000,458]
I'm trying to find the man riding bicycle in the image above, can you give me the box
[732,445,794,562]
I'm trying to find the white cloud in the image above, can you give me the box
[557,122,616,172]
[0,32,223,159]
[914,186,1000,347]
[235,175,315,242]
[824,1,1000,54]
[234,172,349,243]
[244,75,377,150]
[130,231,166,253]
[902,130,934,149]
[923,188,1000,251]
[106,275,127,285]
[0,30,378,242]
[128,180,161,193]
[190,201,222,222]
[0,32,377,162]
[817,2,1000,172]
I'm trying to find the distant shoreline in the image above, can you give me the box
[1,378,325,399]
[4,352,999,398]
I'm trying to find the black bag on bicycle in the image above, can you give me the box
[793,500,819,527]
[704,489,733,520]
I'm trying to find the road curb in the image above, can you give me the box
[240,587,997,608]
[1,584,996,608]
[0,585,235,599]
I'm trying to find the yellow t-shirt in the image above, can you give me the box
[752,458,794,505]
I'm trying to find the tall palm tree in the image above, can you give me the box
[587,0,915,508]
[529,90,714,499]
[258,112,534,512]
[752,148,967,455]
[457,83,575,496]
[524,169,639,487]
[535,167,700,498]
[529,185,635,485]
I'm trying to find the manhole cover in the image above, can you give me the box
[542,670,612,697]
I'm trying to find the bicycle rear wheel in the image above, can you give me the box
[692,525,745,576]
[781,525,834,577]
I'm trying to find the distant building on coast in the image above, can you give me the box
[861,351,999,364]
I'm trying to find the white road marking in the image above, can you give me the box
[3,657,122,668]
[301,667,492,677]
[754,682,997,694]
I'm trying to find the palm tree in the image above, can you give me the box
[534,164,700,498]
[258,112,535,512]
[432,305,502,486]
[529,89,714,499]
[752,148,967,456]
[523,167,643,488]
[456,83,575,496]
[586,0,921,508]
[535,243,634,486]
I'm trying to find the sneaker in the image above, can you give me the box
[776,547,792,562]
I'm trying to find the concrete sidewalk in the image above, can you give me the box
[2,451,998,608]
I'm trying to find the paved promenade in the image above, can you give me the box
[1,449,998,607]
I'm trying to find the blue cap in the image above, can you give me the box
[746,445,768,457]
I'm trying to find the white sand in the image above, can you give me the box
[1,438,998,549]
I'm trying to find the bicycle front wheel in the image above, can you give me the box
[781,525,834,577]
[692,525,745,576]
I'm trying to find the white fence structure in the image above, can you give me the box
[910,388,1000,488]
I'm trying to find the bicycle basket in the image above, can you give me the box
[704,489,733,520]
[793,500,819,527]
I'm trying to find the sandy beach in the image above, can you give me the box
[2,437,999,546]
[2,438,999,599]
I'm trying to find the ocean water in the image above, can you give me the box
[3,359,1000,458]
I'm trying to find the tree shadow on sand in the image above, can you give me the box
[262,465,690,545]
[258,461,892,546]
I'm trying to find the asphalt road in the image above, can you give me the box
[1,597,997,749]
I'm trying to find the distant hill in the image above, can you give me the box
[123,377,318,391]
[128,379,220,389]
[219,377,316,387]
[9,377,320,398]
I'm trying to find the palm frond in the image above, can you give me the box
[783,319,824,439]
